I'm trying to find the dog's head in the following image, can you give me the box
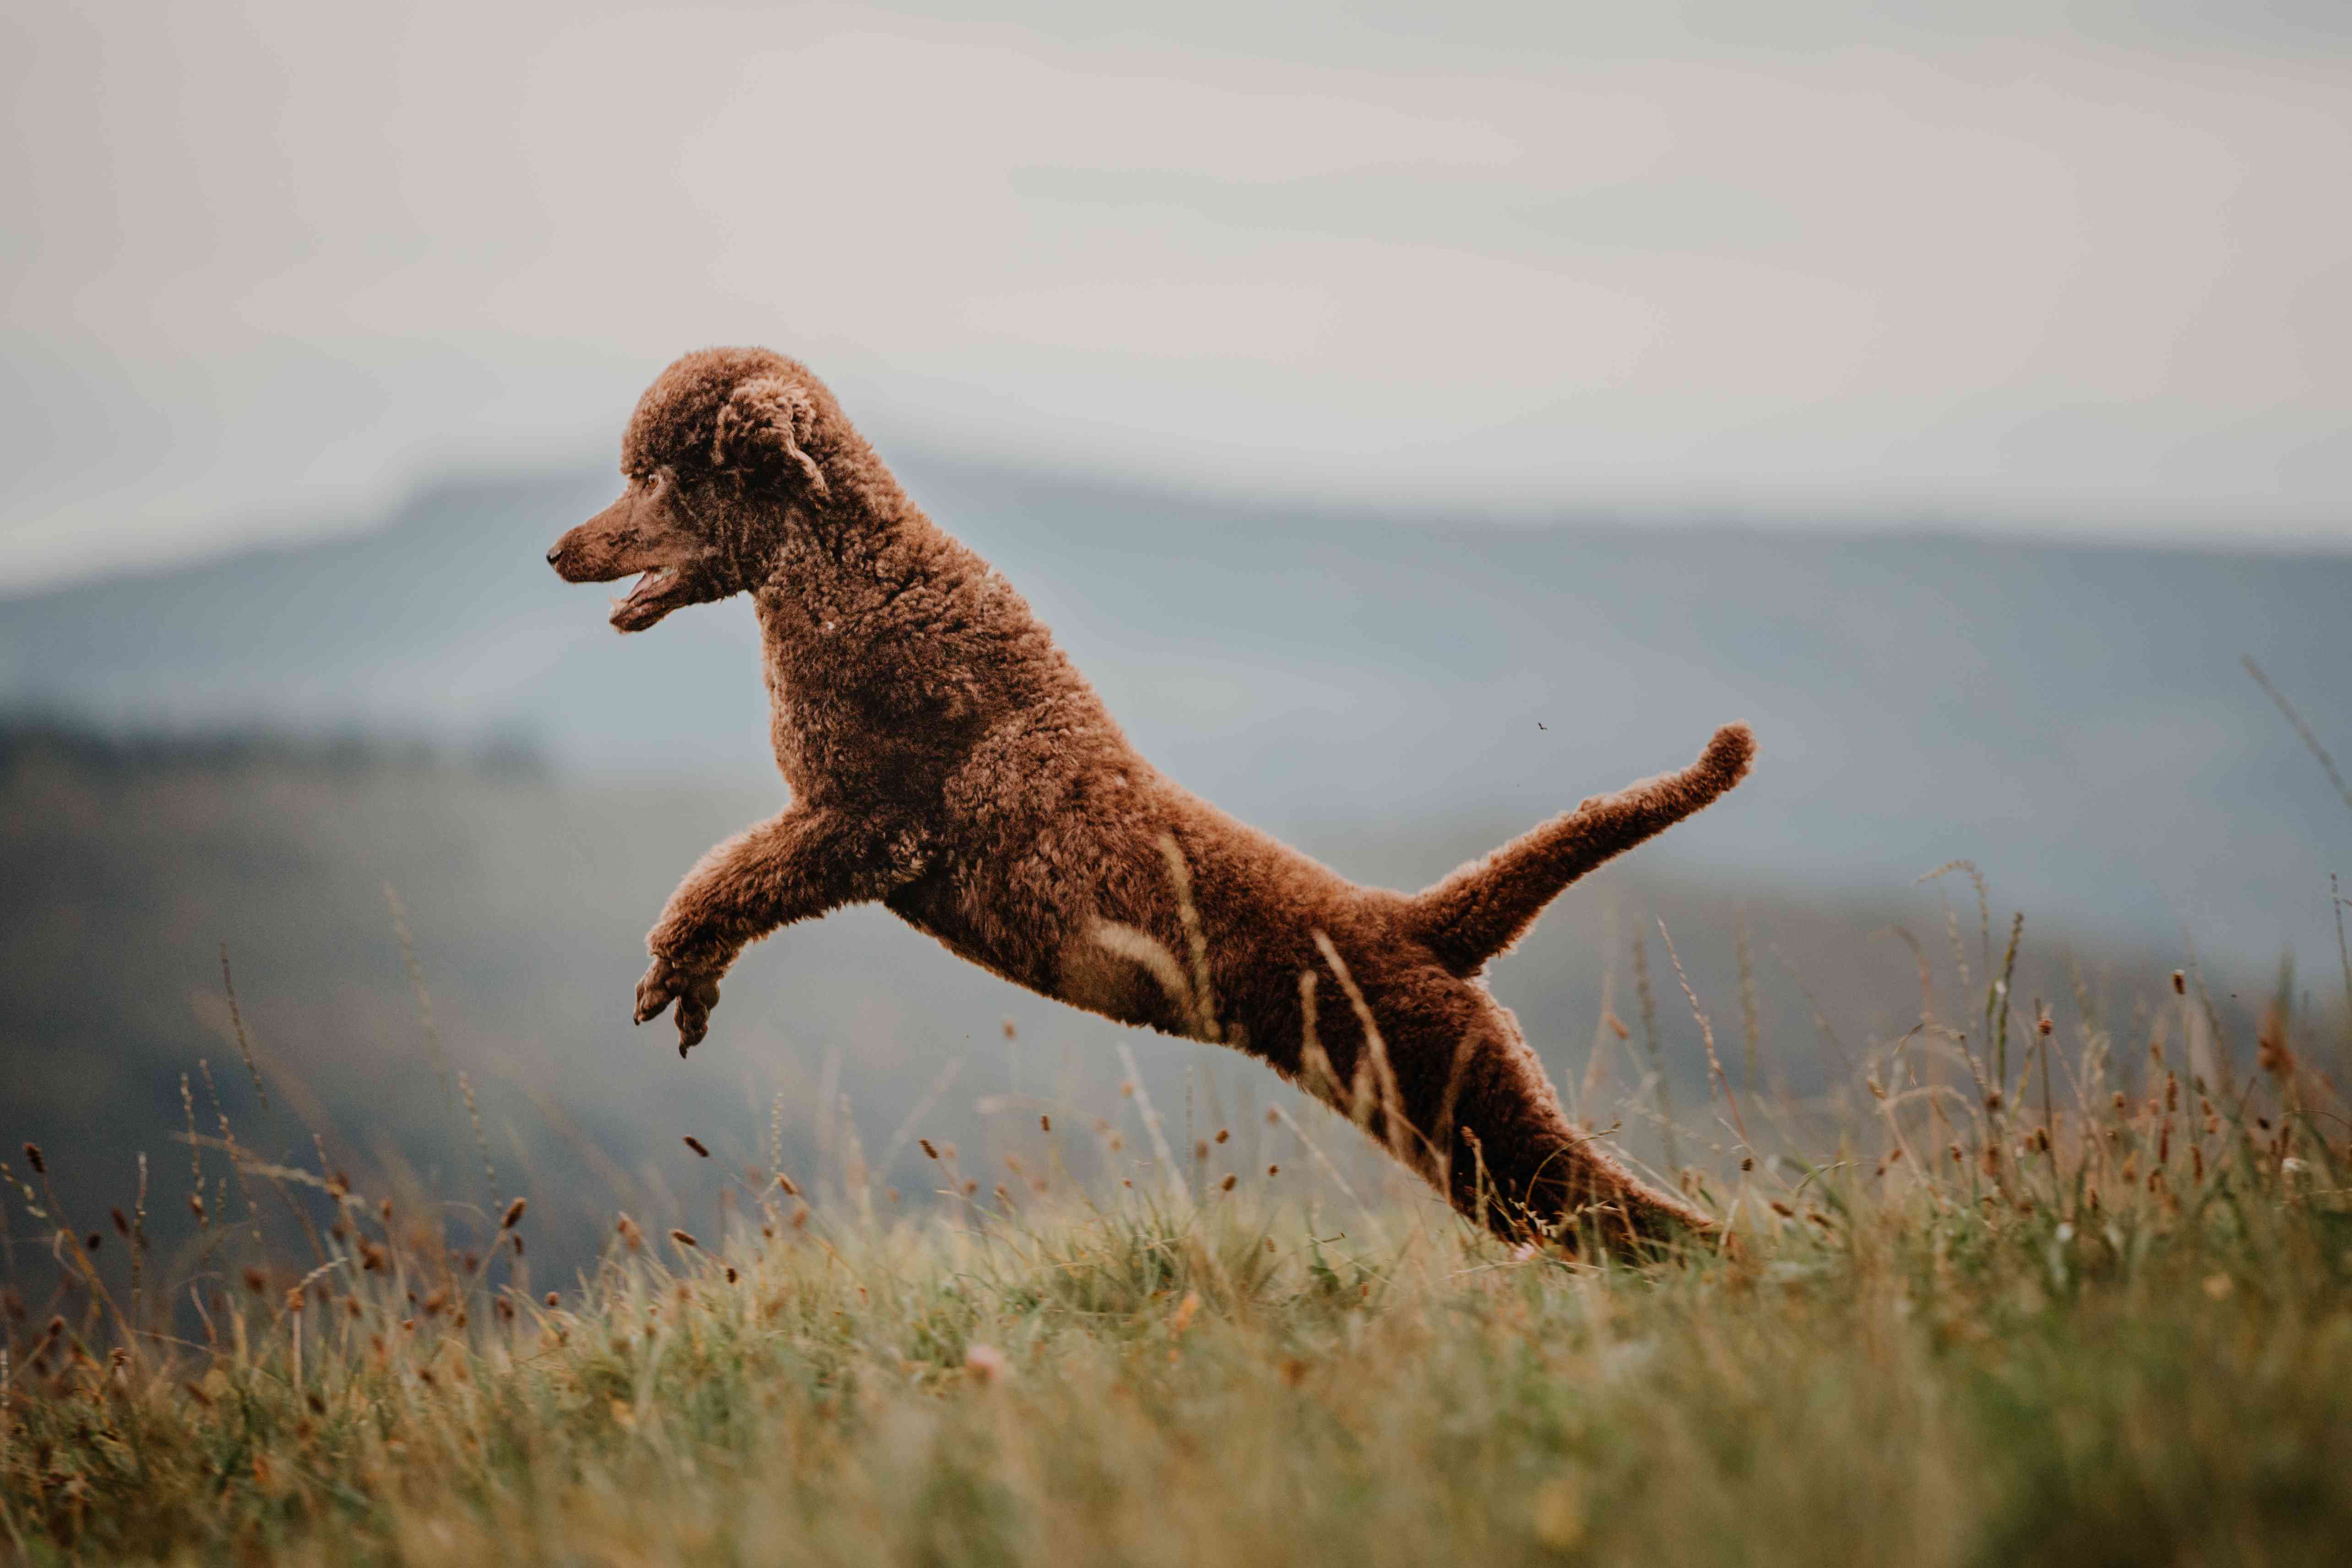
[548,347,836,632]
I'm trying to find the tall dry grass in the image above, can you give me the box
[3,883,2347,1566]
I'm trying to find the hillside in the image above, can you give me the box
[2,460,2346,973]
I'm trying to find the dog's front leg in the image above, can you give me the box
[636,806,868,1055]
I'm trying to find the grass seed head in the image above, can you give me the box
[2256,1007,2298,1080]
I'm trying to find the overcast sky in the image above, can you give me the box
[5,0,2349,587]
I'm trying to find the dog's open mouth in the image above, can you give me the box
[610,567,685,631]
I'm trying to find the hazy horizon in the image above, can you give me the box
[11,440,2352,605]
[7,0,2350,590]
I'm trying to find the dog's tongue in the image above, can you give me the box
[609,569,675,629]
[616,569,668,611]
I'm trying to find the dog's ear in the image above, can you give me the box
[712,377,830,501]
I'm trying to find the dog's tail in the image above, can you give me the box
[1404,723,1756,977]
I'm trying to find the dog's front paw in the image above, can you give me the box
[635,955,723,1058]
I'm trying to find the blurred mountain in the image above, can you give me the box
[2,457,2346,967]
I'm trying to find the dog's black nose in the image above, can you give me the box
[545,545,562,566]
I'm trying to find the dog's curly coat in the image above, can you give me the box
[550,347,1756,1247]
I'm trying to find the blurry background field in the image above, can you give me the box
[4,460,2347,1294]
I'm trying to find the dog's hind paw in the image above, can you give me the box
[635,956,722,1057]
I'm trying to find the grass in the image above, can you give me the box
[5,936,2350,1568]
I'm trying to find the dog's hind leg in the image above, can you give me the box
[1405,723,1754,978]
[1450,1073,1718,1252]
[1303,978,1711,1250]
[637,805,908,1053]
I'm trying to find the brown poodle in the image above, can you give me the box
[549,347,1755,1248]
